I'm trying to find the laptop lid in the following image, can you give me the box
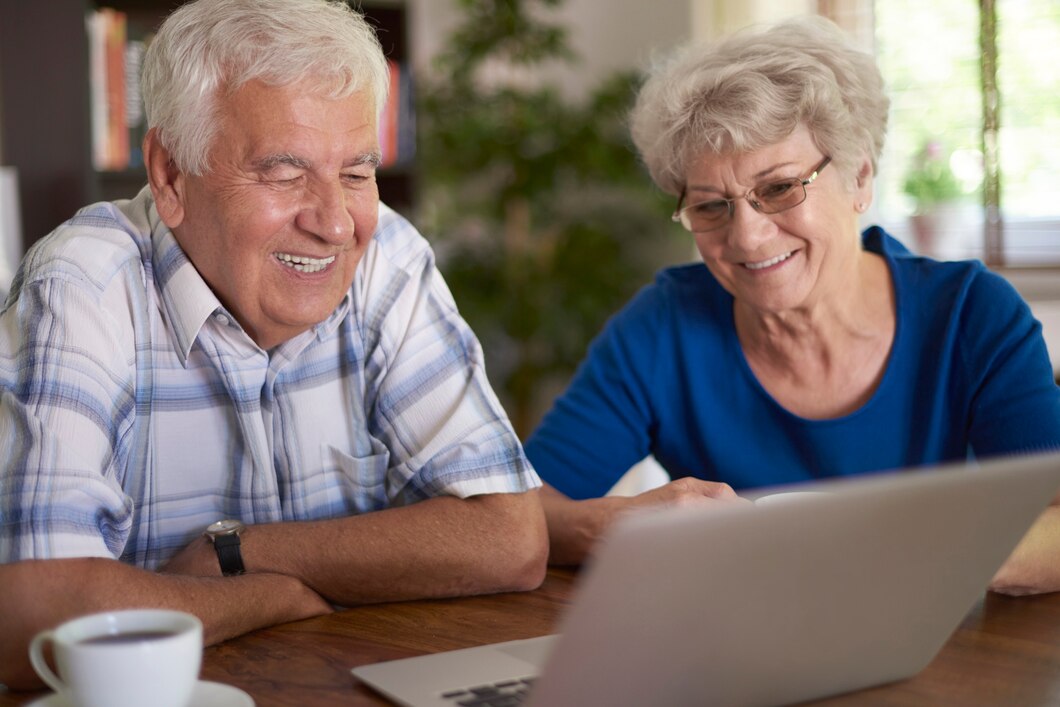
[353,452,1060,707]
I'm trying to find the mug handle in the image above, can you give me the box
[28,630,67,694]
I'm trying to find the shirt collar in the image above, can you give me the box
[149,210,225,366]
[313,290,353,341]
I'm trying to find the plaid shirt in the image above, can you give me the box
[0,188,538,569]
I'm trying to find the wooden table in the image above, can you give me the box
[4,568,1060,706]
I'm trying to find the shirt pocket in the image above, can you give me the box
[321,443,391,514]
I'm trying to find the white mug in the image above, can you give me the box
[28,609,203,707]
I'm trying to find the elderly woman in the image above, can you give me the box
[525,17,1060,592]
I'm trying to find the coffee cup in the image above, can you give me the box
[28,609,203,707]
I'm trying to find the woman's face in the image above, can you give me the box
[682,126,872,316]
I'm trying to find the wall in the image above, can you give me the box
[692,0,814,40]
[408,0,693,97]
[408,0,844,90]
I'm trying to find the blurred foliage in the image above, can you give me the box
[417,0,673,436]
[876,0,1060,224]
[902,140,963,211]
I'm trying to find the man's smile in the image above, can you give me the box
[275,252,337,273]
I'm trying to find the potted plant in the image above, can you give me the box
[416,0,674,436]
[902,140,963,255]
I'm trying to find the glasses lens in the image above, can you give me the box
[752,179,806,214]
[680,199,730,232]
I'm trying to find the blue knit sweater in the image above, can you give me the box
[526,228,1060,499]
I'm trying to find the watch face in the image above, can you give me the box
[206,519,245,536]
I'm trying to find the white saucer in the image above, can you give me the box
[26,680,255,707]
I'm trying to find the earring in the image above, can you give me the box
[856,203,868,213]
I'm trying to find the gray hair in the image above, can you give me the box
[630,16,889,195]
[142,0,389,176]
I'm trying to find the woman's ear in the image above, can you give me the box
[854,156,874,211]
[143,128,186,229]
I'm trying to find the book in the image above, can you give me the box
[86,7,130,171]
[379,59,401,168]
[104,8,129,170]
[86,8,156,172]
[86,10,109,171]
[378,60,415,168]
[125,38,147,168]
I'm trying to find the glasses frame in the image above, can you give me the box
[671,156,832,233]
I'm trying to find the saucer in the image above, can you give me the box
[26,680,255,707]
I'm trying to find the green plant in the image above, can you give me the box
[417,0,673,436]
[902,140,963,211]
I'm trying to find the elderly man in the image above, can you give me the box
[0,0,546,689]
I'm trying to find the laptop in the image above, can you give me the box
[352,451,1060,707]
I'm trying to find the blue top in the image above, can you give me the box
[525,228,1060,499]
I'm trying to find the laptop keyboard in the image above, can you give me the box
[440,677,535,706]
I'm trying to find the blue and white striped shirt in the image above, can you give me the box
[0,188,538,569]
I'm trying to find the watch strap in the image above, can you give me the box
[213,533,246,576]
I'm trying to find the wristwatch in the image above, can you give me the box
[204,519,246,576]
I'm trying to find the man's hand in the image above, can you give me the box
[541,479,746,566]
[0,557,333,691]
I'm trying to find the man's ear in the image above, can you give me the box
[143,128,186,229]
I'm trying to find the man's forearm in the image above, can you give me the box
[238,491,548,605]
[539,484,623,566]
[0,557,330,691]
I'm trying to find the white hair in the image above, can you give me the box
[630,16,889,195]
[142,0,389,175]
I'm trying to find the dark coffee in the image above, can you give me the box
[79,630,178,646]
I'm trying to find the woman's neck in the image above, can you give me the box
[734,249,896,419]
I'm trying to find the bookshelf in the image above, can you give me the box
[0,0,415,254]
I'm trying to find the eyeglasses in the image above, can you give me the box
[671,156,832,233]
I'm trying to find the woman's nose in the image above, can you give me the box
[725,199,775,252]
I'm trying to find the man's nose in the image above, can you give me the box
[298,181,355,244]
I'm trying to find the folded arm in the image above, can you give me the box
[2,489,546,691]
[990,493,1060,595]
[0,557,331,691]
[164,489,548,605]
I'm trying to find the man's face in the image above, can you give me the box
[168,79,380,349]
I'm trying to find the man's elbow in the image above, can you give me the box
[503,522,549,592]
[481,492,549,592]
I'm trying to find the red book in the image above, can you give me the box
[103,8,129,170]
[379,60,400,168]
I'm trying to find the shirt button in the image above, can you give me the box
[215,314,230,327]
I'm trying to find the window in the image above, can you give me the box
[873,0,1060,266]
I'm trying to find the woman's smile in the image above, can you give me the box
[743,251,795,271]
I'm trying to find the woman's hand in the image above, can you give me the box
[540,479,748,566]
[624,477,746,512]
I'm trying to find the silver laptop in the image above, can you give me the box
[352,452,1060,707]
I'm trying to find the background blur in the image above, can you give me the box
[406,0,1060,436]
[0,0,1057,441]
